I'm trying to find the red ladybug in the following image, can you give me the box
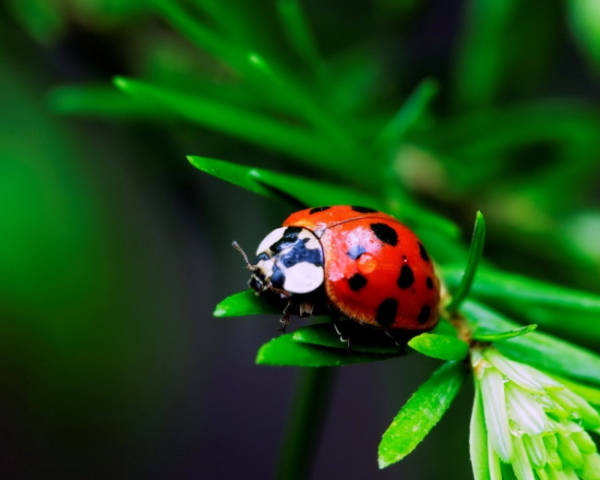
[235,206,440,338]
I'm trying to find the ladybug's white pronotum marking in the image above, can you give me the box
[252,226,324,295]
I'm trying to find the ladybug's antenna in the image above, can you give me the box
[232,241,255,271]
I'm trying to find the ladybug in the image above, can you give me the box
[234,205,440,342]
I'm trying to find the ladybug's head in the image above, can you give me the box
[234,226,325,297]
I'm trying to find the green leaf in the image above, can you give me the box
[292,323,404,355]
[48,85,165,119]
[447,211,486,312]
[114,77,346,170]
[256,334,398,367]
[443,265,600,312]
[408,333,469,361]
[374,78,439,154]
[470,381,489,480]
[276,0,323,76]
[188,155,381,209]
[378,361,466,468]
[568,0,600,71]
[472,324,537,342]
[443,266,600,339]
[462,301,600,386]
[548,374,600,407]
[214,290,281,317]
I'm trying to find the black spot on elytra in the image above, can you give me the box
[376,298,398,327]
[426,277,434,289]
[371,223,398,246]
[309,206,330,214]
[348,273,368,291]
[351,206,378,213]
[347,245,367,260]
[417,305,431,324]
[418,242,430,262]
[397,265,415,289]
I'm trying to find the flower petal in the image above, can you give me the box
[484,349,546,393]
[523,434,547,469]
[513,434,536,480]
[506,383,551,435]
[480,367,513,462]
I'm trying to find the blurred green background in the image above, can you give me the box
[1,0,599,478]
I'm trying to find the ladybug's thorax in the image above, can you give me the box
[250,226,325,295]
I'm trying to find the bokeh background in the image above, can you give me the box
[1,0,600,478]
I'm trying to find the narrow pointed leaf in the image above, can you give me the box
[470,382,490,480]
[443,266,600,314]
[472,324,537,342]
[257,335,398,367]
[378,361,466,468]
[114,77,344,168]
[447,211,486,312]
[188,155,381,209]
[214,290,281,317]
[462,301,600,386]
[292,323,404,355]
[548,374,600,406]
[48,85,165,118]
[408,333,469,361]
[375,78,439,153]
[276,0,323,76]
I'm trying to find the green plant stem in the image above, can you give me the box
[277,368,336,480]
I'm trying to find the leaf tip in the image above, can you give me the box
[112,76,129,91]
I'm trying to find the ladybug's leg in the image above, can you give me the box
[330,312,351,350]
[279,302,293,333]
[298,301,314,319]
[385,330,411,355]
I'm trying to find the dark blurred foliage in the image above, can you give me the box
[1,0,599,478]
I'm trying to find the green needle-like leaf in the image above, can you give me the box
[378,361,466,468]
[48,85,165,118]
[444,266,600,313]
[213,290,282,317]
[549,374,600,406]
[470,382,490,480]
[443,265,600,340]
[374,78,439,153]
[276,0,323,77]
[292,323,404,355]
[257,335,399,367]
[408,333,469,361]
[447,211,486,313]
[114,77,346,169]
[462,301,600,386]
[472,324,537,342]
[188,155,382,209]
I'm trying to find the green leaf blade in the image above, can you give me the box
[472,324,537,342]
[447,210,486,312]
[188,155,383,211]
[292,323,404,355]
[114,77,342,168]
[214,290,281,317]
[257,335,398,367]
[408,333,469,361]
[378,361,466,468]
[375,78,439,153]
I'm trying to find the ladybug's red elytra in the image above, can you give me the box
[236,205,440,339]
